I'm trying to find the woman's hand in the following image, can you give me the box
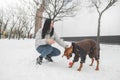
[47,39,55,44]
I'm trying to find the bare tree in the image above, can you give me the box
[9,14,19,39]
[2,18,9,38]
[34,0,45,35]
[91,0,118,54]
[44,0,77,21]
[27,26,33,38]
[26,19,34,38]
[0,9,4,39]
[3,18,9,33]
[0,0,35,39]
[33,0,78,34]
[0,18,3,39]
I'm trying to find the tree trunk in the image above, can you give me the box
[34,0,45,35]
[9,27,14,39]
[97,13,102,55]
[0,26,1,39]
[0,20,3,39]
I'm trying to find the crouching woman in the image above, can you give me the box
[35,18,68,65]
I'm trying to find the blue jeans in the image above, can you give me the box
[36,45,61,58]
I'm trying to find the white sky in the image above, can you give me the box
[0,0,19,8]
[0,0,120,37]
[55,1,120,37]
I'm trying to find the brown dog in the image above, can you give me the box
[62,39,99,71]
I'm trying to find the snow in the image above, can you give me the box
[0,39,120,80]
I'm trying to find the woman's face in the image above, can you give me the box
[50,20,54,29]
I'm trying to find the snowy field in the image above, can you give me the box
[0,39,120,80]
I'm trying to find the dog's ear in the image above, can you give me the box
[62,47,69,58]
[62,48,67,58]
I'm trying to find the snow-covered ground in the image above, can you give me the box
[0,39,120,80]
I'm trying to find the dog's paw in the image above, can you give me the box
[77,68,81,71]
[89,64,93,66]
[95,68,99,71]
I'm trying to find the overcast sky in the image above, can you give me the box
[0,0,19,8]
[55,0,120,37]
[0,0,120,37]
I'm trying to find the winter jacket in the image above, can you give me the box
[72,43,87,63]
[35,28,68,49]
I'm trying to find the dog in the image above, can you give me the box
[62,39,100,71]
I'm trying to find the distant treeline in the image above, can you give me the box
[62,35,120,45]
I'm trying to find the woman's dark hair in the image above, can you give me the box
[42,18,54,39]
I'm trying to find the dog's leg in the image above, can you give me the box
[77,63,83,71]
[95,60,99,71]
[89,58,94,66]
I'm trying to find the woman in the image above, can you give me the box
[35,18,68,65]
